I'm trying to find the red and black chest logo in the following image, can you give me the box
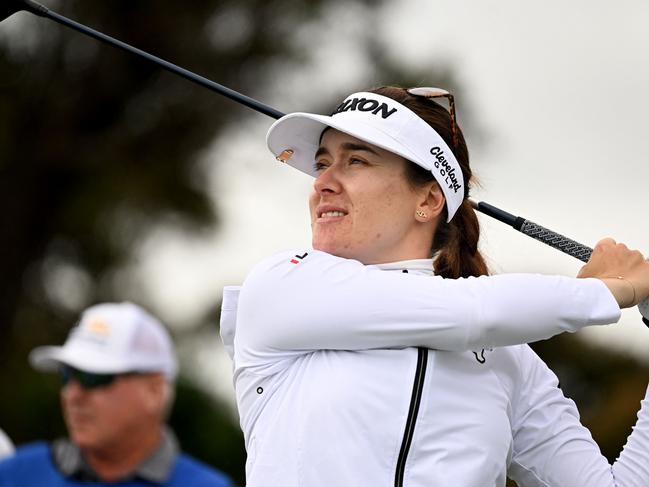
[290,252,309,265]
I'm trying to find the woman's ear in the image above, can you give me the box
[415,182,445,222]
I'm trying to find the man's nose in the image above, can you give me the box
[61,378,86,401]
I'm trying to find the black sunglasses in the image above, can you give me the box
[59,365,131,390]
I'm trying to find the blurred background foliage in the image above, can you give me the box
[0,1,647,485]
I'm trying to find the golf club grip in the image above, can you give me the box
[514,218,593,263]
[515,217,649,326]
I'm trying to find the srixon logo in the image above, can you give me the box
[333,97,398,119]
[430,146,462,193]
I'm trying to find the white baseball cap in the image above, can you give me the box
[29,302,178,382]
[266,91,464,221]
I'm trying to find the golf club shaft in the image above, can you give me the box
[9,0,649,325]
[16,0,285,119]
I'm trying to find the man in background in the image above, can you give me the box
[0,302,232,486]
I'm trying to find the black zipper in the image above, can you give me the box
[394,347,428,487]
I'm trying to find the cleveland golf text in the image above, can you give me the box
[430,147,461,193]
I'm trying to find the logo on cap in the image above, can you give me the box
[87,318,111,336]
[71,317,112,347]
[333,97,398,119]
[430,147,462,193]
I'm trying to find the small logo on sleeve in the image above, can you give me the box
[290,252,309,264]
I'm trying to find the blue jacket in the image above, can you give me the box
[0,442,232,487]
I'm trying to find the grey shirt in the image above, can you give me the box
[52,428,178,484]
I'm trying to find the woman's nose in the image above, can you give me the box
[313,164,342,195]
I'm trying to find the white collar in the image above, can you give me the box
[374,259,434,276]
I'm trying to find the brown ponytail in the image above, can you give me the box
[370,86,489,279]
[431,200,488,278]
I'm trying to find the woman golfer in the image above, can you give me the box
[220,86,649,486]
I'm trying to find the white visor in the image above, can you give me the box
[266,91,464,221]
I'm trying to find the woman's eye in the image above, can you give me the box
[349,157,365,165]
[313,161,329,172]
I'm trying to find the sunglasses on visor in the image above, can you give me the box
[407,87,459,150]
[59,365,133,390]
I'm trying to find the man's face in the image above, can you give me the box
[60,371,163,452]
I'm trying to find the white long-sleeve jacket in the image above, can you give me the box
[220,249,649,486]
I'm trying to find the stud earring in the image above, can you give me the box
[416,210,427,219]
